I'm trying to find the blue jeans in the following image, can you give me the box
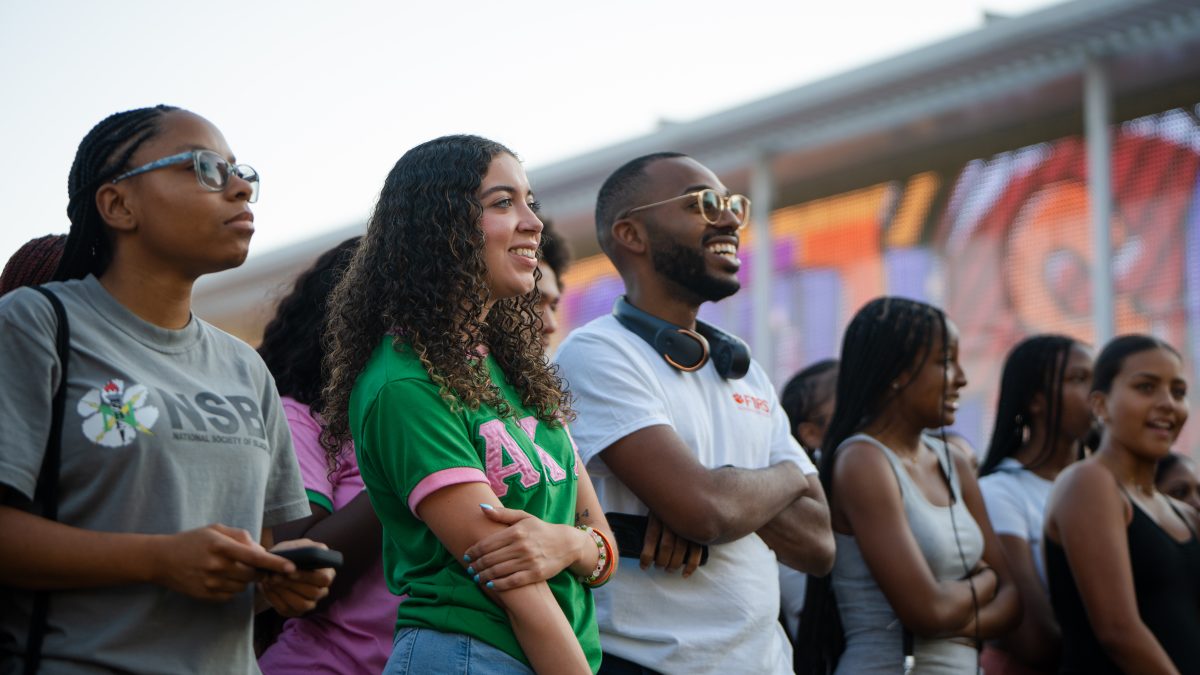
[384,627,535,675]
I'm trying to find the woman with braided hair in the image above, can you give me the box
[321,135,612,674]
[0,105,333,673]
[977,335,1094,674]
[0,234,66,296]
[797,297,1019,675]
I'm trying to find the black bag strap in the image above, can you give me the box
[23,286,70,675]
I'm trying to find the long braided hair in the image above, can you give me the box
[796,297,949,675]
[979,335,1079,477]
[319,135,569,462]
[0,234,66,296]
[54,105,179,281]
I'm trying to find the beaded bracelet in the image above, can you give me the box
[590,527,616,587]
[576,525,615,587]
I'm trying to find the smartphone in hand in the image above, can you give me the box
[272,546,344,571]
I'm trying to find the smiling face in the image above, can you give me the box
[1093,347,1189,460]
[104,110,256,279]
[637,157,742,303]
[898,318,969,429]
[478,153,543,301]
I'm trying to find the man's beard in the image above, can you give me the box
[648,232,740,303]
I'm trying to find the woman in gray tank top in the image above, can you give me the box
[796,297,1020,675]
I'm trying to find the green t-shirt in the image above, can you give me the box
[350,338,600,671]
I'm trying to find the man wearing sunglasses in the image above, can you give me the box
[555,153,834,674]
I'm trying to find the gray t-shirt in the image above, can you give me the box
[0,276,309,675]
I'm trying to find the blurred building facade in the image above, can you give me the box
[195,0,1200,453]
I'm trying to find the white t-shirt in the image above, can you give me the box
[555,314,816,674]
[978,457,1054,587]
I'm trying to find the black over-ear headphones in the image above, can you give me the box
[612,296,751,379]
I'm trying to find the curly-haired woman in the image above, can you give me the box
[321,135,614,674]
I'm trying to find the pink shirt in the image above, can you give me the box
[258,398,399,675]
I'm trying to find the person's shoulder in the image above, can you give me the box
[978,468,1021,495]
[345,337,425,387]
[0,279,81,316]
[0,281,84,338]
[985,458,1050,493]
[197,316,262,358]
[556,315,639,363]
[1055,458,1110,489]
[742,356,774,386]
[832,439,904,505]
[280,395,320,426]
[371,338,433,383]
[1048,459,1132,540]
[946,443,978,480]
[832,437,895,479]
[354,341,445,405]
[558,315,624,347]
[0,284,53,317]
[1049,459,1123,512]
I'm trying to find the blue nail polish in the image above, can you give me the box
[462,554,471,563]
[479,503,494,511]
[473,574,480,583]
[467,566,476,576]
[486,581,495,590]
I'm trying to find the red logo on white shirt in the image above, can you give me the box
[732,393,770,415]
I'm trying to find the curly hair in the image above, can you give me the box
[258,236,360,407]
[319,135,570,460]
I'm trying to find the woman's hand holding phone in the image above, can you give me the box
[259,538,337,617]
[150,523,292,602]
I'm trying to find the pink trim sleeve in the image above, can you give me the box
[407,467,489,518]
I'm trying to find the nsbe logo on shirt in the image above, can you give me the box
[76,376,270,450]
[732,392,770,415]
[78,379,159,447]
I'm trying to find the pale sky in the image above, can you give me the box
[0,0,1066,267]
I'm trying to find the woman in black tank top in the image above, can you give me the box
[1043,335,1200,675]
